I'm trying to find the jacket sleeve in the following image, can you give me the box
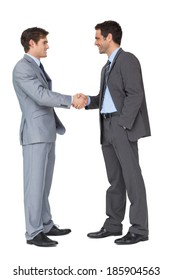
[85,93,100,110]
[118,53,144,130]
[13,62,72,109]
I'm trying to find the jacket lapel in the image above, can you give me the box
[107,48,122,82]
[100,48,123,93]
[23,54,51,89]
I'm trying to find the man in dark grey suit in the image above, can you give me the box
[84,21,151,244]
[13,27,87,247]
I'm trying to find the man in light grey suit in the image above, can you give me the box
[13,27,87,247]
[79,21,151,244]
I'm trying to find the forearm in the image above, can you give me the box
[13,71,72,109]
[85,94,100,110]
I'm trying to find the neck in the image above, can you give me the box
[27,51,40,60]
[107,44,120,57]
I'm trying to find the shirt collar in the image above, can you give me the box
[25,53,40,66]
[108,47,120,64]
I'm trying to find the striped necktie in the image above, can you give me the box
[101,60,111,106]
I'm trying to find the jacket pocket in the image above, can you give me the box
[32,108,51,119]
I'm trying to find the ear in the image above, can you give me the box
[29,39,36,49]
[107,33,113,42]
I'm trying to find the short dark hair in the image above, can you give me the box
[95,20,122,45]
[21,27,49,52]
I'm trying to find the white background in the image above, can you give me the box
[1,0,173,279]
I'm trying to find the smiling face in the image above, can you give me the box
[95,29,109,55]
[28,37,49,59]
[95,29,120,57]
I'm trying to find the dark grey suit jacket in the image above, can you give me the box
[87,48,151,142]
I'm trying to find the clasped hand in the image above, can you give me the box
[72,94,88,109]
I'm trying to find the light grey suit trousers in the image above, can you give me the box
[23,143,55,240]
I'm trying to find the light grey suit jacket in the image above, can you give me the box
[13,54,71,145]
[87,48,151,142]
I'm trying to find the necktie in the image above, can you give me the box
[101,60,111,107]
[39,63,47,79]
[39,62,51,85]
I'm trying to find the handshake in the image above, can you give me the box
[72,93,88,109]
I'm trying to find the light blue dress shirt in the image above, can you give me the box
[101,48,120,113]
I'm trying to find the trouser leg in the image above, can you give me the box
[22,143,54,240]
[42,143,55,233]
[101,116,148,236]
[102,143,126,233]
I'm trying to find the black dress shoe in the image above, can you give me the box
[27,232,58,247]
[87,227,122,238]
[45,225,71,236]
[114,231,148,245]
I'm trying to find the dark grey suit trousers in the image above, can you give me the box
[101,115,148,236]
